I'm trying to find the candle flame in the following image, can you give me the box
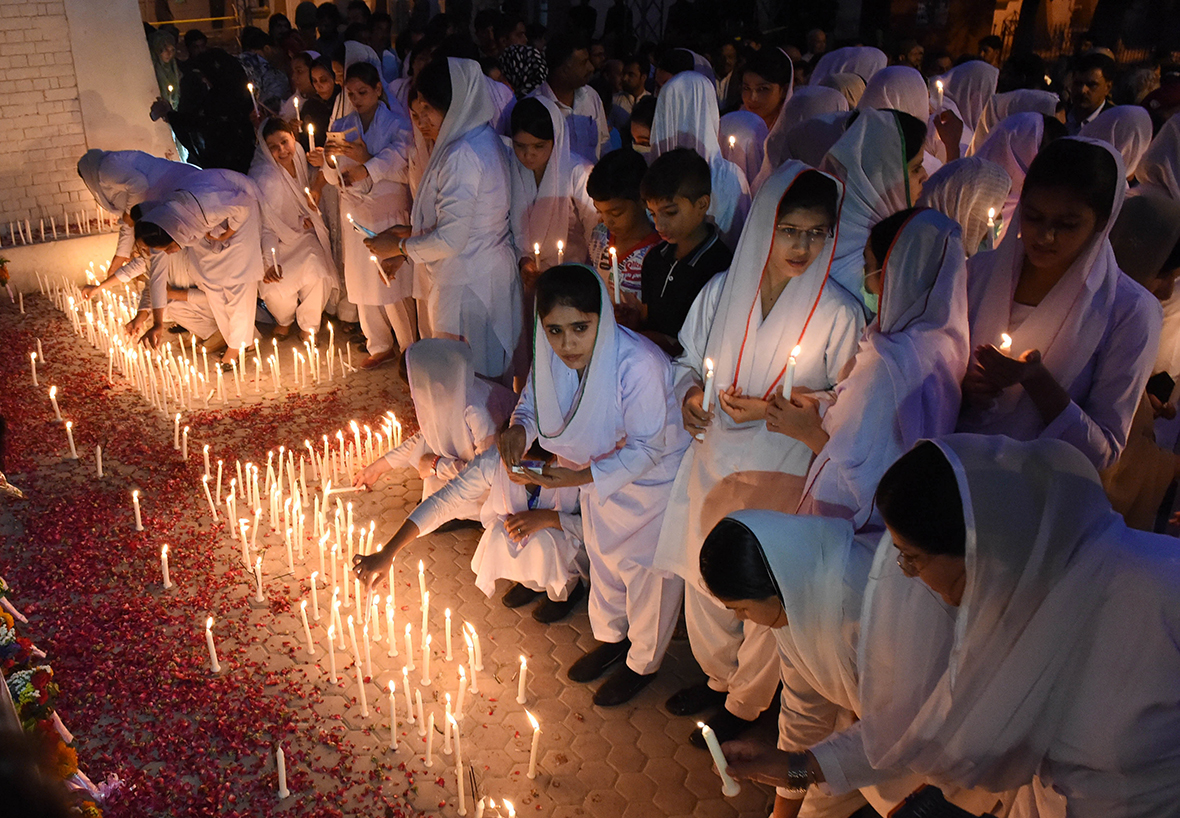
[405,623,412,635]
[459,665,466,679]
[418,560,424,572]
[162,544,168,557]
[445,608,451,617]
[791,344,802,358]
[301,599,307,610]
[557,240,564,251]
[533,242,540,253]
[988,207,996,220]
[133,489,139,499]
[206,616,214,629]
[527,710,539,730]
[448,713,458,726]
[403,666,409,677]
[66,421,72,430]
[425,634,431,645]
[936,79,944,91]
[50,386,56,397]
[328,624,335,637]
[609,246,617,257]
[704,357,714,374]
[697,721,707,729]
[1000,332,1013,351]
[389,680,395,692]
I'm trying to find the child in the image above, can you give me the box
[587,148,661,305]
[629,96,657,151]
[634,148,733,354]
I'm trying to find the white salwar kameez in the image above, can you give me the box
[959,139,1161,470]
[407,59,522,380]
[650,71,751,248]
[800,210,970,530]
[534,81,610,163]
[118,253,221,341]
[140,168,266,351]
[322,102,416,356]
[512,272,690,676]
[249,122,337,333]
[653,162,864,720]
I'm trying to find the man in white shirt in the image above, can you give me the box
[609,53,650,137]
[1066,52,1115,134]
[535,32,609,163]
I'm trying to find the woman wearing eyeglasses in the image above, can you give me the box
[652,161,864,747]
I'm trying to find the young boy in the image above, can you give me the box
[587,148,661,304]
[636,148,733,355]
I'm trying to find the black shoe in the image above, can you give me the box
[435,518,483,533]
[501,582,543,609]
[665,682,727,716]
[168,324,188,334]
[532,580,586,623]
[567,638,631,683]
[593,665,655,706]
[689,708,758,749]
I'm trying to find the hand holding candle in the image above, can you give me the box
[698,722,741,796]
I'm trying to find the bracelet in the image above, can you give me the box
[398,237,407,257]
[783,753,814,795]
[431,454,442,475]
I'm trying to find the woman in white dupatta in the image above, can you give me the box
[959,137,1160,470]
[652,162,863,742]
[369,58,521,381]
[970,111,1059,241]
[507,96,597,275]
[917,157,1011,255]
[967,88,1060,155]
[354,339,515,501]
[499,265,689,706]
[1136,111,1180,199]
[1080,104,1153,180]
[938,60,999,135]
[756,86,848,191]
[821,108,930,309]
[819,73,866,108]
[813,435,1180,818]
[651,70,751,248]
[249,118,337,338]
[856,66,948,178]
[719,110,768,189]
[789,209,970,530]
[810,47,887,87]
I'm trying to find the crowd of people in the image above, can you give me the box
[72,5,1180,816]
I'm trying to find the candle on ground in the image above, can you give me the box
[363,622,373,679]
[254,557,265,602]
[444,608,453,660]
[424,712,434,766]
[300,600,316,654]
[388,680,399,750]
[417,559,426,604]
[527,710,541,778]
[356,661,369,717]
[49,386,62,421]
[181,426,189,461]
[456,761,467,816]
[404,624,415,671]
[347,614,360,661]
[421,590,429,640]
[456,666,467,719]
[161,544,173,589]
[326,625,338,683]
[516,655,528,704]
[386,595,397,656]
[202,475,218,518]
[415,689,426,736]
[310,572,321,620]
[421,634,432,686]
[402,667,414,723]
[468,623,483,670]
[132,490,144,531]
[444,694,453,754]
[96,445,103,478]
[698,721,742,796]
[30,353,37,386]
[203,444,211,477]
[205,617,221,673]
[173,413,181,450]
[65,421,78,459]
[277,746,290,799]
[465,633,479,693]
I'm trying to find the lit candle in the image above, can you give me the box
[698,721,741,796]
[526,710,541,779]
[444,694,453,754]
[386,595,397,656]
[421,634,432,686]
[182,426,189,461]
[424,711,434,766]
[417,560,426,605]
[556,240,564,265]
[247,81,258,114]
[415,688,426,736]
[96,445,103,478]
[388,680,399,750]
[65,421,78,460]
[277,746,290,799]
[456,666,467,720]
[533,242,540,267]
[609,246,620,304]
[505,801,515,818]
[356,661,369,717]
[700,357,715,413]
[467,622,483,671]
[370,254,391,286]
[293,96,300,121]
[174,412,181,450]
[49,386,62,421]
[270,247,278,273]
[402,667,414,723]
[161,544,173,589]
[516,655,528,704]
[254,557,265,602]
[347,614,360,662]
[986,207,997,251]
[782,345,801,398]
[326,624,338,683]
[465,633,479,694]
[1000,332,1013,353]
[307,123,315,151]
[202,475,218,518]
[404,624,415,671]
[205,617,221,673]
[30,353,37,387]
[934,78,944,108]
[456,760,467,817]
[444,608,453,661]
[132,489,143,531]
[363,622,373,679]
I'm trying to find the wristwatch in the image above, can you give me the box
[398,237,408,257]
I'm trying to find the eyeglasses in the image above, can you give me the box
[775,225,832,246]
[895,550,928,577]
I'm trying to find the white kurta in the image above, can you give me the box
[535,82,610,163]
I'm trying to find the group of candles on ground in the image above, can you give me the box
[6,207,120,246]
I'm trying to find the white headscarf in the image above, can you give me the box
[819,73,867,108]
[802,210,970,527]
[762,86,849,176]
[1136,111,1180,199]
[508,96,580,270]
[410,58,495,236]
[782,112,853,170]
[249,119,332,260]
[811,47,888,87]
[1081,104,1154,179]
[719,110,769,185]
[939,61,999,132]
[972,111,1045,238]
[859,434,1180,809]
[858,65,929,120]
[406,339,483,464]
[917,157,1012,256]
[704,161,844,399]
[140,168,263,248]
[822,108,915,302]
[967,138,1127,413]
[967,89,1060,155]
[344,40,382,74]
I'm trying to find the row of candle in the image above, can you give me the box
[7,208,118,246]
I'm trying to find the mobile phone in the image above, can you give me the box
[1147,371,1175,405]
[510,459,546,476]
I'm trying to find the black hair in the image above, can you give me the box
[343,22,372,43]
[775,169,839,225]
[311,55,336,79]
[743,48,793,87]
[629,94,657,129]
[510,97,555,141]
[876,441,966,557]
[1040,114,1068,147]
[291,51,316,72]
[344,61,382,89]
[435,34,480,61]
[372,12,393,28]
[623,52,650,77]
[1164,234,1180,275]
[699,518,780,602]
[657,48,694,75]
[494,14,524,42]
[586,148,649,202]
[134,219,176,248]
[979,34,1002,51]
[545,31,589,73]
[1022,138,1118,225]
[869,207,919,266]
[184,28,207,47]
[414,57,453,112]
[316,3,341,24]
[330,43,348,66]
[346,0,372,21]
[1073,51,1116,84]
[640,147,711,202]
[240,25,270,52]
[894,111,927,163]
[535,264,603,317]
[474,9,501,31]
[261,117,299,139]
[269,13,292,34]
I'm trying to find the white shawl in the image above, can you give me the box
[1081,104,1154,179]
[248,119,333,264]
[917,157,1012,255]
[939,61,999,133]
[719,110,768,188]
[801,210,970,528]
[1136,111,1180,199]
[759,85,848,187]
[811,47,888,87]
[972,111,1045,239]
[858,65,929,120]
[967,89,1060,156]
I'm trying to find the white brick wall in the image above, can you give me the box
[0,0,90,229]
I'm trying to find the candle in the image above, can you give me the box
[293,96,300,120]
[698,722,741,796]
[205,617,221,673]
[526,710,541,778]
[174,412,181,450]
[934,78,944,108]
[294,599,315,655]
[417,560,426,605]
[986,207,997,251]
[307,123,315,150]
[36,337,43,363]
[609,246,620,303]
[254,557,265,602]
[270,247,278,272]
[247,81,258,114]
[505,801,515,818]
[456,666,467,720]
[363,622,373,679]
[782,345,801,398]
[728,134,736,150]
[424,712,434,766]
[182,426,189,461]
[201,475,218,518]
[65,421,78,460]
[1000,332,1013,352]
[326,624,338,683]
[276,746,290,799]
[556,239,564,265]
[404,624,415,671]
[356,661,369,717]
[370,254,391,286]
[456,761,467,816]
[310,572,321,620]
[388,680,399,750]
[402,667,414,723]
[700,357,715,413]
[467,623,483,671]
[161,544,173,589]
[132,489,144,531]
[516,655,528,704]
[96,445,103,478]
[203,444,211,477]
[421,590,429,640]
[465,634,479,694]
[30,353,37,386]
[347,614,360,662]
[444,608,453,661]
[421,634,432,686]
[533,242,540,267]
[49,386,62,421]
[444,694,453,754]
[415,689,426,736]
